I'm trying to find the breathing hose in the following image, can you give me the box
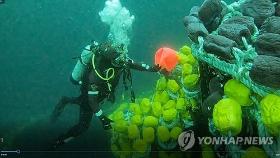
[92,54,115,91]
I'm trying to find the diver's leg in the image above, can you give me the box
[50,96,81,122]
[95,109,113,130]
[88,91,113,130]
[52,103,93,149]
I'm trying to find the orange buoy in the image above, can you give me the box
[154,47,178,72]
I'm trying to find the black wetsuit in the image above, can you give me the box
[52,51,158,146]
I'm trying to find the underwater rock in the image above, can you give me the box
[202,77,224,117]
[250,55,280,89]
[202,91,223,118]
[207,16,222,33]
[254,33,280,57]
[222,16,256,34]
[240,0,275,27]
[184,15,201,24]
[189,6,200,17]
[184,16,209,43]
[260,16,280,34]
[198,0,223,32]
[209,76,223,94]
[203,34,237,60]
[276,4,280,16]
[218,23,251,46]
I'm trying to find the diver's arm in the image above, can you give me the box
[126,58,160,72]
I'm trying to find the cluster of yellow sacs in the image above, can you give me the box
[260,94,280,136]
[214,78,280,137]
[153,77,197,118]
[109,45,200,158]
[177,46,199,88]
[200,145,267,158]
[213,79,251,136]
[213,98,243,136]
[109,98,185,158]
[242,146,268,158]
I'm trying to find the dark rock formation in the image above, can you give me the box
[240,0,275,27]
[250,55,280,89]
[203,34,237,60]
[222,16,256,34]
[202,91,223,118]
[209,76,223,94]
[207,16,222,33]
[198,0,223,32]
[184,15,201,24]
[276,4,280,16]
[189,6,200,17]
[217,23,251,46]
[260,16,280,34]
[184,16,209,43]
[254,33,280,57]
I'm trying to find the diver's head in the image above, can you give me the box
[97,42,126,67]
[107,44,126,67]
[111,54,126,67]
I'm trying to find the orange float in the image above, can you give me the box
[154,47,178,72]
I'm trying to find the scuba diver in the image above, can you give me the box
[50,41,160,148]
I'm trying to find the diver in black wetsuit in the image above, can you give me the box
[50,41,160,148]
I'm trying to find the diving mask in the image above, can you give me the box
[112,55,126,67]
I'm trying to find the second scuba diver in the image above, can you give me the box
[50,41,161,148]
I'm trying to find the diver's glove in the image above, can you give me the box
[49,138,65,151]
[51,140,64,150]
[99,115,113,130]
[152,64,170,76]
[151,64,161,72]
